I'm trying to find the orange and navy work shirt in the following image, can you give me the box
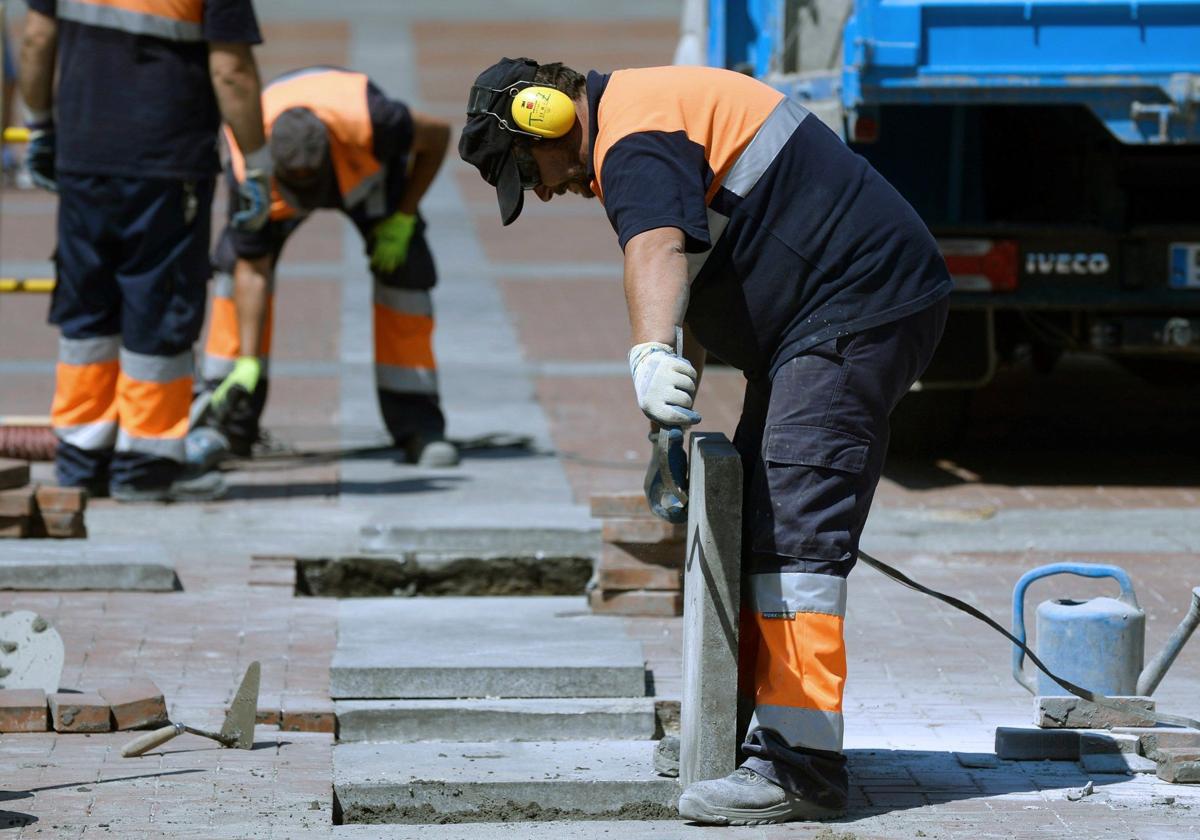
[224,67,415,261]
[26,0,261,180]
[587,67,952,379]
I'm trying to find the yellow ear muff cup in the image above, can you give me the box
[510,86,576,139]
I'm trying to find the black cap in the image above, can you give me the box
[270,107,329,173]
[459,57,541,226]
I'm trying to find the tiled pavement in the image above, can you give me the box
[3,1,1200,837]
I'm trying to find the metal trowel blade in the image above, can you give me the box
[219,661,261,749]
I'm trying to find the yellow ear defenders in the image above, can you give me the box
[508,86,576,139]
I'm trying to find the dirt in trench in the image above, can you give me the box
[296,554,593,597]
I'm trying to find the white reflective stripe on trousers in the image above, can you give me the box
[749,704,844,753]
[59,335,120,366]
[119,348,193,383]
[56,421,118,451]
[375,364,438,395]
[373,284,433,317]
[116,430,185,462]
[751,572,848,618]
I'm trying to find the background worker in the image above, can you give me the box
[460,58,951,825]
[18,0,271,501]
[192,66,456,467]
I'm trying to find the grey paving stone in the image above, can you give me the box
[995,726,1080,760]
[1081,752,1158,774]
[1036,695,1156,729]
[333,740,679,823]
[1113,726,1200,760]
[0,542,177,591]
[681,432,742,787]
[334,697,656,742]
[331,597,646,699]
[1079,732,1140,755]
[1157,748,1200,783]
[359,526,600,557]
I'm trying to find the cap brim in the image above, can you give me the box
[495,151,525,226]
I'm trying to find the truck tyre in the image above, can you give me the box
[887,389,972,458]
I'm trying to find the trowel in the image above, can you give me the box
[121,661,260,757]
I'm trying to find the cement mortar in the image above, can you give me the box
[296,554,592,597]
[341,799,678,825]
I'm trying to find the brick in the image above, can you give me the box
[0,516,30,538]
[35,485,86,513]
[994,726,1079,760]
[0,688,49,732]
[600,517,685,545]
[1156,748,1200,783]
[48,692,112,732]
[595,544,683,591]
[1035,695,1156,729]
[588,588,682,617]
[281,695,335,733]
[590,492,655,519]
[0,486,37,518]
[1112,727,1200,760]
[36,510,87,539]
[1079,732,1140,755]
[99,677,168,730]
[0,459,31,491]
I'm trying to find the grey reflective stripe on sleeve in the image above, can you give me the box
[59,335,120,366]
[749,705,844,753]
[56,421,118,451]
[213,272,234,300]
[345,170,386,211]
[119,348,193,383]
[57,0,204,42]
[722,97,809,198]
[751,572,847,618]
[373,285,433,317]
[685,207,730,283]
[116,430,186,462]
[375,364,438,395]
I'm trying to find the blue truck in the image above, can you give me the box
[687,0,1200,448]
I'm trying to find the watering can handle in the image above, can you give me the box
[1011,562,1139,693]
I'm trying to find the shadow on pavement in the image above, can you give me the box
[0,769,205,804]
[222,476,468,500]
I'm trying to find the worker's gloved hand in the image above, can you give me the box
[644,428,689,523]
[210,356,262,421]
[370,211,417,274]
[25,120,57,192]
[628,341,701,427]
[232,146,273,232]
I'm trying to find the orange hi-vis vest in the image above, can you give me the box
[56,0,205,42]
[225,68,384,222]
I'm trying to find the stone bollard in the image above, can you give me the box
[680,432,742,787]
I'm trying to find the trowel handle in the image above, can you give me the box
[1011,562,1138,693]
[121,722,184,757]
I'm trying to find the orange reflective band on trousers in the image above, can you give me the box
[114,348,193,462]
[374,306,435,371]
[740,571,848,754]
[51,336,121,452]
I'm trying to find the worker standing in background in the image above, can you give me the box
[460,58,951,825]
[18,0,271,501]
[191,66,457,468]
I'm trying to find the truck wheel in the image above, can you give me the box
[887,389,972,458]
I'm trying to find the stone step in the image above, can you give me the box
[335,697,657,742]
[0,542,177,591]
[331,597,646,700]
[333,740,679,824]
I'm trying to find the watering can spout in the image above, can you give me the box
[1137,587,1200,696]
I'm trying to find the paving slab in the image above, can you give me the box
[0,542,178,591]
[359,525,599,557]
[331,597,646,699]
[333,740,679,824]
[335,697,656,742]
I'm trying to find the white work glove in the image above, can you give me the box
[628,341,701,427]
[232,145,274,232]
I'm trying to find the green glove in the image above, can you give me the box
[211,356,262,415]
[370,211,417,274]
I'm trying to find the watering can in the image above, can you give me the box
[1012,562,1200,696]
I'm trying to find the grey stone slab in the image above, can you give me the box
[0,543,177,591]
[1079,732,1140,755]
[331,597,645,699]
[333,740,679,823]
[335,697,656,742]
[359,526,600,557]
[995,726,1080,760]
[1081,752,1158,775]
[680,433,742,788]
[1113,727,1200,760]
[1037,695,1156,729]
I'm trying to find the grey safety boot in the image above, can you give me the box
[111,470,227,503]
[677,766,845,826]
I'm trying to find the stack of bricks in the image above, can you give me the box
[0,458,88,539]
[0,677,168,733]
[587,491,685,617]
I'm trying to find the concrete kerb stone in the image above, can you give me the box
[359,526,601,558]
[995,726,1081,761]
[0,542,178,591]
[680,432,742,788]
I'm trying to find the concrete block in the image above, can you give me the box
[590,492,654,519]
[0,459,30,491]
[0,542,177,590]
[595,543,683,591]
[1079,732,1140,755]
[994,726,1080,760]
[335,698,656,742]
[0,688,48,732]
[99,677,168,730]
[1081,752,1157,775]
[588,589,682,617]
[333,740,679,823]
[680,432,742,788]
[601,518,685,546]
[34,485,86,513]
[0,487,37,518]
[36,510,87,539]
[1112,727,1200,761]
[48,692,112,732]
[1036,695,1156,729]
[1156,748,1200,783]
[331,597,646,700]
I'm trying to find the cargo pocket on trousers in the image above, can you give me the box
[750,424,871,562]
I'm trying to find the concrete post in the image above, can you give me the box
[680,432,743,787]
